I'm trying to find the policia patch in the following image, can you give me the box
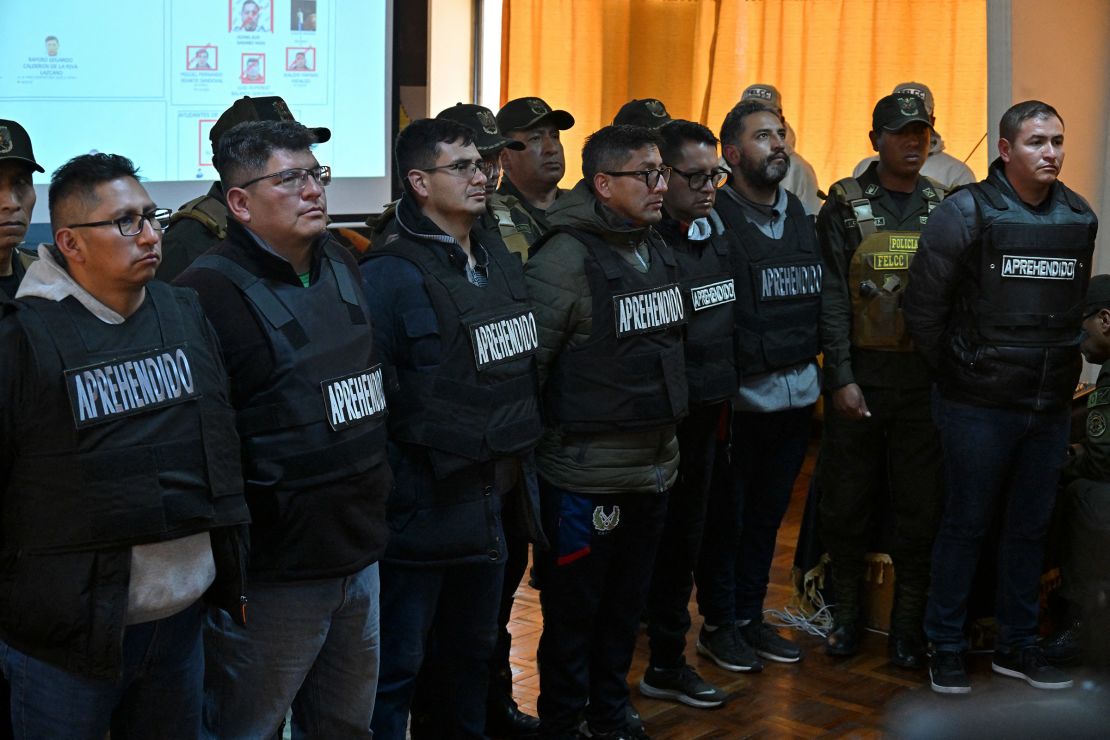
[65,344,199,429]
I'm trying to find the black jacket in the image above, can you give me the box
[905,159,1098,410]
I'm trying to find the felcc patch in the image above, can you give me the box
[1088,386,1110,409]
[1088,410,1107,438]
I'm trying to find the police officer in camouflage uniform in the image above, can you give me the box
[497,97,575,236]
[1048,274,1110,668]
[157,96,331,281]
[817,94,946,668]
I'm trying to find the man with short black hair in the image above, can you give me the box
[738,84,821,214]
[361,118,542,739]
[159,96,331,281]
[637,118,735,709]
[0,153,250,737]
[906,100,1097,694]
[177,120,391,736]
[0,119,43,302]
[818,94,946,668]
[695,99,822,676]
[525,124,684,738]
[497,97,575,234]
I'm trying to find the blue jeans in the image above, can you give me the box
[372,560,504,740]
[0,601,203,740]
[925,395,1070,652]
[204,561,380,739]
[696,405,814,625]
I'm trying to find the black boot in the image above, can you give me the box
[485,667,539,738]
[888,570,928,669]
[1041,617,1083,665]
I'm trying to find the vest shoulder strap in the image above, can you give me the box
[966,181,1009,211]
[171,195,228,240]
[191,254,296,330]
[832,177,877,238]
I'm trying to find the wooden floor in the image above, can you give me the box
[500,441,1108,738]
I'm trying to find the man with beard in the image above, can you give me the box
[738,85,822,215]
[525,125,683,738]
[636,119,735,708]
[817,94,946,669]
[497,97,574,235]
[694,100,823,676]
[906,100,1095,693]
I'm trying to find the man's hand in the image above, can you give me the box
[832,383,871,420]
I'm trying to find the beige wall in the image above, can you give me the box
[999,0,1110,267]
[427,0,475,116]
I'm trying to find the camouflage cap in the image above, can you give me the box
[612,98,673,129]
[0,119,45,173]
[435,103,525,155]
[209,96,332,151]
[872,94,933,132]
[740,84,783,113]
[496,97,575,134]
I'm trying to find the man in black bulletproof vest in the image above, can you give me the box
[694,100,823,681]
[523,124,686,738]
[176,120,391,736]
[360,118,542,739]
[0,153,250,736]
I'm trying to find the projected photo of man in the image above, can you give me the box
[45,35,59,56]
[240,54,265,84]
[188,47,216,70]
[291,0,316,32]
[286,49,313,72]
[231,0,270,33]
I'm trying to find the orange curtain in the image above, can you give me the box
[501,0,988,191]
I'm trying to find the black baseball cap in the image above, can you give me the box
[435,103,525,155]
[0,119,44,173]
[209,96,332,150]
[1084,274,1110,316]
[612,98,672,129]
[872,94,933,133]
[496,97,574,134]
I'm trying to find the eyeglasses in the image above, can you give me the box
[238,165,331,191]
[602,166,672,190]
[421,160,494,178]
[671,167,729,190]
[67,208,172,236]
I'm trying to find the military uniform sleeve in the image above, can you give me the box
[1063,367,1110,482]
[904,191,978,368]
[523,236,591,388]
[816,194,856,389]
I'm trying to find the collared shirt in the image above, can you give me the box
[722,184,821,412]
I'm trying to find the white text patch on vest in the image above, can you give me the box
[760,264,823,301]
[322,365,388,432]
[468,311,540,371]
[65,344,198,429]
[1000,255,1077,280]
[690,279,736,311]
[614,284,687,336]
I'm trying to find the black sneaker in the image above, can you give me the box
[696,623,764,673]
[992,645,1074,689]
[929,650,971,694]
[639,664,728,708]
[740,619,803,663]
[1041,618,1083,665]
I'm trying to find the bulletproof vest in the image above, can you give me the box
[3,283,246,553]
[965,179,1097,347]
[191,244,389,489]
[0,249,29,302]
[724,191,823,375]
[837,177,943,351]
[533,226,689,433]
[670,210,740,404]
[369,237,543,479]
[170,193,228,240]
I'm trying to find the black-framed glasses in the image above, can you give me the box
[671,167,729,190]
[421,159,494,179]
[67,208,172,236]
[602,166,672,190]
[238,165,331,191]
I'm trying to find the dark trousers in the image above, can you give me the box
[818,385,943,632]
[696,404,814,626]
[925,395,1069,652]
[373,561,505,740]
[646,403,725,669]
[535,481,668,735]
